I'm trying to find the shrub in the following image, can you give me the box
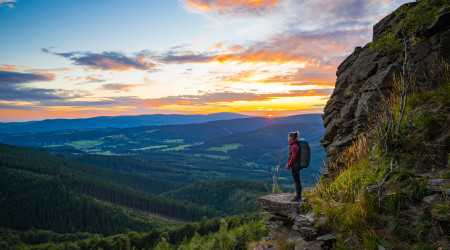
[298,202,312,214]
[369,33,403,55]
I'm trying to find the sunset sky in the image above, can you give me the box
[0,0,410,122]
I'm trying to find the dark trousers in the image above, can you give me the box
[290,167,302,198]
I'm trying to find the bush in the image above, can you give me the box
[369,33,403,55]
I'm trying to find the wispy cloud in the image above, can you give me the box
[0,0,17,8]
[0,70,55,85]
[101,83,147,92]
[0,70,79,103]
[85,75,105,83]
[207,41,227,53]
[141,88,332,107]
[182,0,281,15]
[0,64,71,74]
[42,48,159,71]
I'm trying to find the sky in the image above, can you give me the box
[0,0,411,122]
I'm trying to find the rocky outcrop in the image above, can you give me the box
[427,179,450,192]
[321,2,450,172]
[425,179,450,221]
[256,194,335,249]
[257,193,302,219]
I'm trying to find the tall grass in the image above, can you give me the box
[305,135,391,248]
[306,60,450,248]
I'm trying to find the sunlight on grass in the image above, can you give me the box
[131,145,168,151]
[194,154,230,160]
[206,143,243,153]
[163,139,184,143]
[162,144,193,151]
[65,140,103,150]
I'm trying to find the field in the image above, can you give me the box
[206,143,243,153]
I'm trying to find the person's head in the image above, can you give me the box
[288,131,299,142]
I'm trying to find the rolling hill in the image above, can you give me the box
[0,143,217,234]
[0,113,326,187]
[0,112,251,133]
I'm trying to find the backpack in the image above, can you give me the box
[296,138,310,168]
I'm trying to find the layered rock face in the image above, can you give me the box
[256,194,336,249]
[321,3,450,171]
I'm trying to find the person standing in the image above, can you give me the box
[285,131,303,202]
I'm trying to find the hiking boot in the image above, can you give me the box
[291,197,302,202]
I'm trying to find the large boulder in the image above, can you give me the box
[257,193,300,219]
[427,179,450,192]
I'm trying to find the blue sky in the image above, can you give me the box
[0,0,410,122]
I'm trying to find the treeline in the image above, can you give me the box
[162,179,268,216]
[0,143,216,234]
[0,213,266,250]
[61,153,198,194]
[137,151,266,181]
[0,167,166,235]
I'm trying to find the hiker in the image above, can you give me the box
[285,131,303,202]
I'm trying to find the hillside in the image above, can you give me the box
[190,121,325,187]
[0,113,326,187]
[255,1,450,249]
[0,112,251,133]
[0,143,217,228]
[0,142,272,248]
[162,179,268,216]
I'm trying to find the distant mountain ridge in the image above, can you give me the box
[0,112,252,133]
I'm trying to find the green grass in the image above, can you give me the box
[65,140,103,150]
[163,139,184,143]
[162,144,193,151]
[305,138,390,248]
[96,151,117,155]
[194,154,230,160]
[43,144,64,148]
[206,143,243,153]
[441,170,450,179]
[131,145,168,151]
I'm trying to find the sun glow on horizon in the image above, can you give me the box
[0,0,410,122]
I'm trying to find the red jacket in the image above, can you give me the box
[287,139,300,168]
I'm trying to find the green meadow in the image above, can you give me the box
[206,143,243,153]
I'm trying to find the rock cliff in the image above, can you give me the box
[256,2,450,248]
[321,2,450,172]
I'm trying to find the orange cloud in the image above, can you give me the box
[212,49,313,64]
[85,75,104,83]
[44,106,136,112]
[101,83,148,92]
[222,45,244,53]
[161,28,369,66]
[207,41,227,53]
[139,89,332,108]
[217,70,257,82]
[184,0,281,14]
[259,64,337,86]
[32,67,72,73]
[0,64,20,71]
